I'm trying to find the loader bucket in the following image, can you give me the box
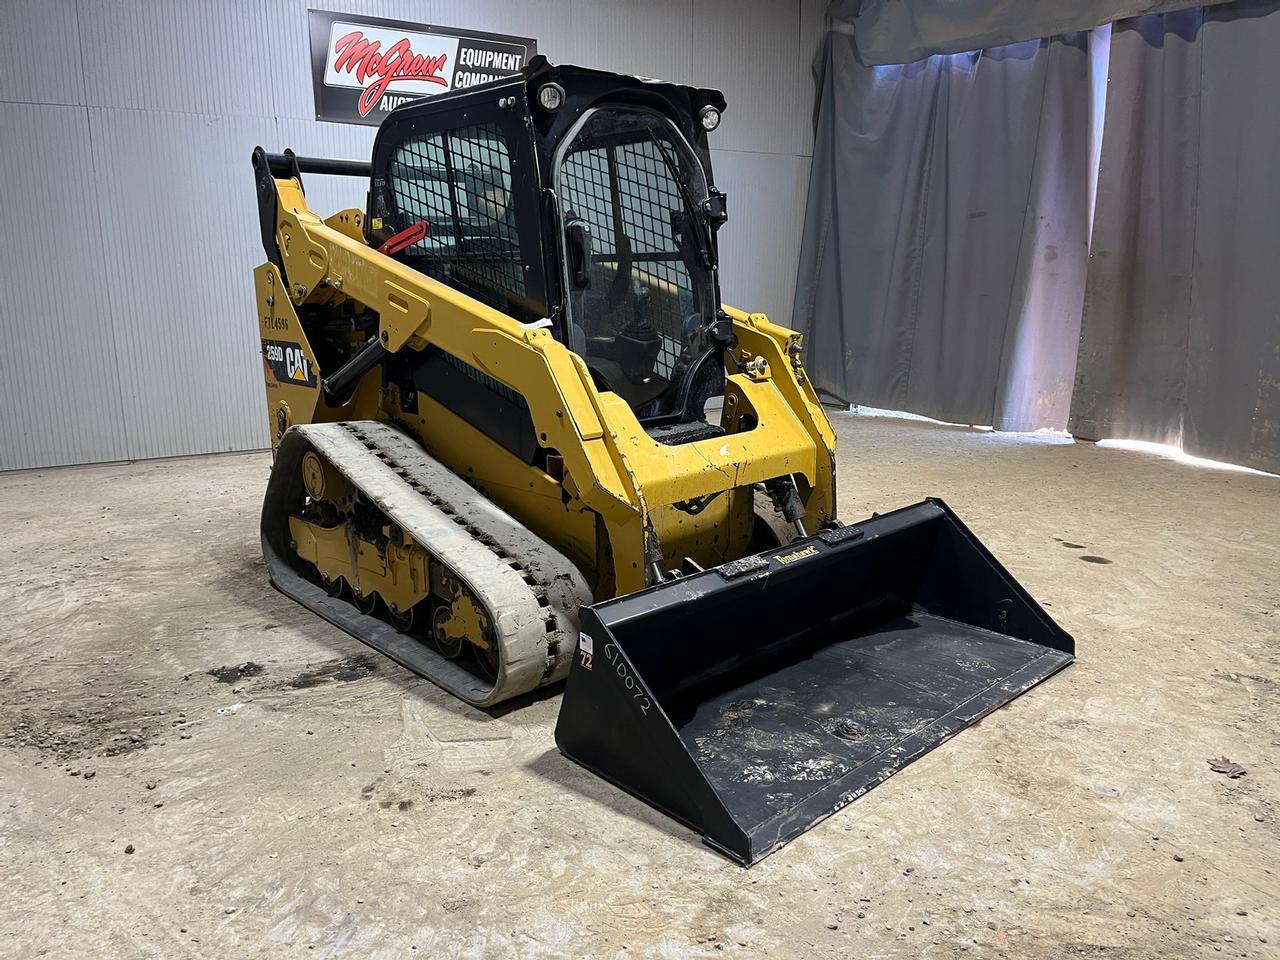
[554,498,1073,865]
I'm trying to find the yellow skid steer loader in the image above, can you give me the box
[250,57,1073,865]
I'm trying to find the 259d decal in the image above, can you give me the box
[263,340,317,388]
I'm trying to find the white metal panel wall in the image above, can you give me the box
[695,0,826,323]
[0,0,825,470]
[272,117,377,217]
[0,0,86,106]
[713,151,813,327]
[91,108,279,458]
[0,104,130,470]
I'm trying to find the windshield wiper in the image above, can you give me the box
[647,130,711,268]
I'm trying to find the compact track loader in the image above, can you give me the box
[250,58,1073,865]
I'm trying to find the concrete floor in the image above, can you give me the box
[1,413,1277,959]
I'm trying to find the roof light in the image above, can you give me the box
[698,105,721,131]
[537,82,565,112]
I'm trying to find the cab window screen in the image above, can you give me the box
[560,137,692,381]
[388,123,525,317]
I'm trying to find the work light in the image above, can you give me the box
[537,83,565,112]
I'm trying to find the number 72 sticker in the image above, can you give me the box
[578,632,593,669]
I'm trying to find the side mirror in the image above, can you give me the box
[565,217,592,288]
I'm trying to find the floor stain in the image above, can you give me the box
[423,787,476,802]
[378,798,415,811]
[286,654,378,689]
[1080,555,1113,564]
[207,662,265,684]
[7,703,163,761]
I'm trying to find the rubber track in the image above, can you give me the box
[261,421,592,707]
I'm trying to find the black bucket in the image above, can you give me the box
[554,498,1073,865]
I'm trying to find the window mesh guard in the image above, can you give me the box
[560,137,695,381]
[388,123,526,318]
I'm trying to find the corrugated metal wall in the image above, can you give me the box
[0,0,825,470]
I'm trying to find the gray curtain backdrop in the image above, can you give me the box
[850,0,1232,65]
[1069,1,1280,474]
[794,24,1101,430]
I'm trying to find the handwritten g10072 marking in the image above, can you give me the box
[603,642,650,715]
